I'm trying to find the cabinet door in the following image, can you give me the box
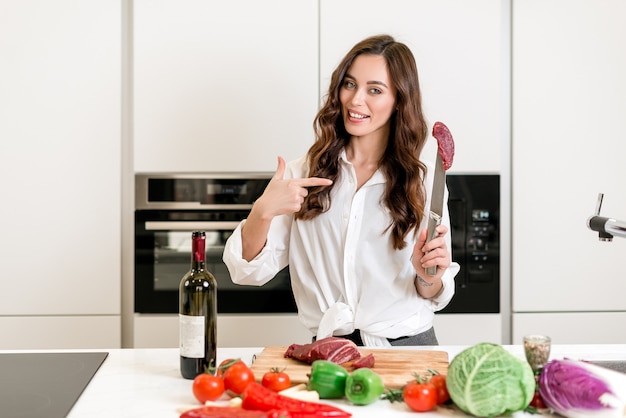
[0,317,121,349]
[320,0,506,173]
[513,313,626,344]
[512,0,626,313]
[0,1,121,317]
[133,0,318,172]
[434,314,502,345]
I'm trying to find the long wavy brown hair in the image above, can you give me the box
[296,34,428,250]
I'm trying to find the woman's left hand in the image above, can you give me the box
[412,224,451,283]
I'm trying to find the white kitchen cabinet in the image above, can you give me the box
[434,314,503,345]
[319,0,507,174]
[513,312,626,344]
[0,0,121,348]
[134,0,505,174]
[133,0,319,173]
[512,0,626,340]
[0,316,121,350]
[133,313,503,348]
[134,314,313,348]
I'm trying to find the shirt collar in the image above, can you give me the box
[338,149,386,186]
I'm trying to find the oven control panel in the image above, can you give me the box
[135,173,272,210]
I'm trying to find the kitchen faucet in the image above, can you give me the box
[587,193,626,241]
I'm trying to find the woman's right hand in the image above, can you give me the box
[241,156,332,261]
[253,156,333,219]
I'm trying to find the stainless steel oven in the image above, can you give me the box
[134,173,296,314]
[134,173,500,317]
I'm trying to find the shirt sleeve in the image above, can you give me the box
[222,211,292,286]
[222,156,305,287]
[429,260,460,310]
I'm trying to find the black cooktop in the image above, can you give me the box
[0,352,108,418]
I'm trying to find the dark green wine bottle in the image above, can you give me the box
[179,231,217,379]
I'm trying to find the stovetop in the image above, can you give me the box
[0,352,108,418]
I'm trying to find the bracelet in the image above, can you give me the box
[415,274,445,300]
[416,275,434,287]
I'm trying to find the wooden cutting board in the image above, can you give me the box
[250,346,448,389]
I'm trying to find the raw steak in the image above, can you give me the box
[284,337,361,365]
[432,121,455,171]
[351,353,375,369]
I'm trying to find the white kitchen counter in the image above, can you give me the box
[9,344,626,418]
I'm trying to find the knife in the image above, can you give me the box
[425,122,454,276]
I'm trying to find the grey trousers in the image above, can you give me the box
[315,326,439,346]
[388,327,438,346]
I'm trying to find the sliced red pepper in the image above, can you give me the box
[242,382,352,418]
[180,406,292,418]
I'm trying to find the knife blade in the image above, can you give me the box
[425,152,445,276]
[423,121,454,277]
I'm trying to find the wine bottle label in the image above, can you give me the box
[179,314,205,358]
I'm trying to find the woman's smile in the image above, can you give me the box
[347,109,369,121]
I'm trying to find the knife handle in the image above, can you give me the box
[425,212,442,276]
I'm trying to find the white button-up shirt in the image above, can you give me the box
[223,138,460,346]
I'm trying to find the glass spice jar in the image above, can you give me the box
[523,334,552,373]
[524,334,552,412]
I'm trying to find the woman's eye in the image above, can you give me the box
[344,80,356,89]
[369,88,382,95]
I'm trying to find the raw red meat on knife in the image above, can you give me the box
[284,337,361,364]
[432,121,454,171]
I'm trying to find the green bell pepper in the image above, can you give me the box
[307,360,349,399]
[345,367,384,405]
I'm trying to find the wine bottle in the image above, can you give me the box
[179,231,217,379]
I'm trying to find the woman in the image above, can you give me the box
[223,34,459,346]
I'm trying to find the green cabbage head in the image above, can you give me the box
[446,342,535,417]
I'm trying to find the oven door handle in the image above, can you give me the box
[144,221,241,231]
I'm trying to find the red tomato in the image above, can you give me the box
[222,361,255,396]
[429,374,450,404]
[403,382,437,412]
[261,368,291,392]
[217,358,237,377]
[192,373,225,403]
[530,390,547,409]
